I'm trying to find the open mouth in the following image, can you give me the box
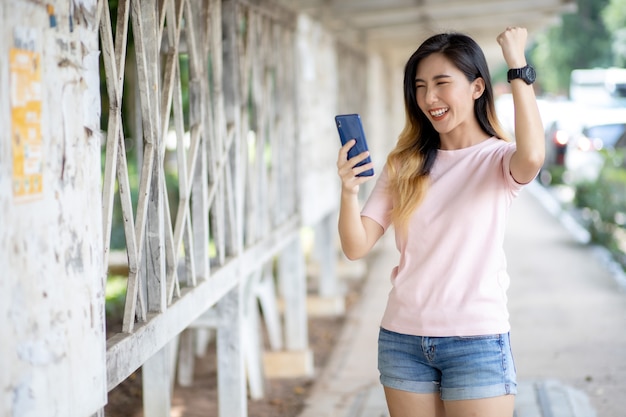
[429,108,449,118]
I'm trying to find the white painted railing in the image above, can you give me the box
[98,0,337,415]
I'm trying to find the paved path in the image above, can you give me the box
[298,182,626,417]
[507,183,626,417]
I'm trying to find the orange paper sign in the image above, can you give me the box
[10,48,43,201]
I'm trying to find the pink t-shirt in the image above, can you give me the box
[361,137,524,337]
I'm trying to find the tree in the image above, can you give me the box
[602,0,626,66]
[530,0,613,94]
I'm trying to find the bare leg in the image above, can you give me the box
[384,387,445,417]
[444,395,515,417]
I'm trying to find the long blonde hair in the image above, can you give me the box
[387,32,510,231]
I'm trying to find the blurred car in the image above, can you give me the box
[541,101,583,166]
[538,100,586,184]
[562,107,626,184]
[502,97,626,184]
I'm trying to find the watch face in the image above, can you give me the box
[524,66,536,83]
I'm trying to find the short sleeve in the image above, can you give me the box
[501,142,525,195]
[361,166,393,231]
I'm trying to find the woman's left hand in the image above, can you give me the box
[496,27,528,69]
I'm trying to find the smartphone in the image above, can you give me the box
[335,114,374,177]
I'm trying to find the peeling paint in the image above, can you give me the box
[73,0,99,30]
[1,1,105,415]
[12,378,36,416]
[17,335,66,365]
[65,236,85,273]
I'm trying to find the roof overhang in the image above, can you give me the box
[280,0,577,67]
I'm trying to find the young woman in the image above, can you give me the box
[336,27,544,417]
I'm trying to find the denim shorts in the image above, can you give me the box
[378,328,517,401]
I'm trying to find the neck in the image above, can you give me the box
[439,124,490,150]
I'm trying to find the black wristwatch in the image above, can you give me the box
[507,65,536,85]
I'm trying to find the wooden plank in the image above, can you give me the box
[117,131,143,332]
[107,264,238,391]
[162,173,179,303]
[113,0,131,81]
[168,60,194,297]
[142,343,173,417]
[160,0,186,304]
[132,1,166,315]
[182,215,196,287]
[209,0,226,158]
[191,131,210,282]
[100,0,150,331]
[221,0,240,129]
[314,213,339,298]
[263,350,314,378]
[176,329,195,387]
[223,158,240,255]
[157,0,169,44]
[99,0,122,271]
[305,295,346,317]
[106,216,299,390]
[256,264,283,350]
[100,3,308,414]
[243,271,265,399]
[127,1,158,323]
[216,287,246,417]
[159,0,184,151]
[187,0,211,283]
[144,151,166,314]
[278,235,308,351]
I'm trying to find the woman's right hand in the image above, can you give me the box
[336,139,374,195]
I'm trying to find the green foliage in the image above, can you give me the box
[545,165,566,185]
[179,54,190,130]
[530,0,614,94]
[602,0,626,66]
[574,149,626,269]
[576,173,626,225]
[601,0,626,31]
[100,1,186,251]
[105,275,127,321]
[108,163,181,251]
[530,31,563,94]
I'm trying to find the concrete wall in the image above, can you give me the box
[365,51,405,182]
[297,14,405,225]
[0,1,106,416]
[0,1,407,415]
[297,14,342,226]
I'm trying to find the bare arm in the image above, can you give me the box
[497,27,545,183]
[336,140,384,260]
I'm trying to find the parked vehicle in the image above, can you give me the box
[537,100,588,184]
[570,67,626,108]
[537,68,626,184]
[562,106,626,184]
[542,100,584,169]
[500,95,626,185]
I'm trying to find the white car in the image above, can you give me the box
[563,106,626,184]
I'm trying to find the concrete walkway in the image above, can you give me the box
[298,182,626,417]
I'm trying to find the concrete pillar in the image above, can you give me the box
[0,1,106,416]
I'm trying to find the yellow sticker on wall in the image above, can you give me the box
[10,48,43,201]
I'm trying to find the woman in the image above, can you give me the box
[336,27,544,417]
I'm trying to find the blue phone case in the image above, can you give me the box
[335,114,374,177]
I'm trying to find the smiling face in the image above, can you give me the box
[414,52,485,140]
